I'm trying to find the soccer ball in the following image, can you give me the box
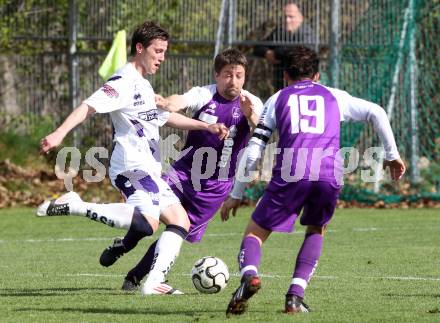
[191,256,229,294]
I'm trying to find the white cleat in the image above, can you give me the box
[141,281,184,295]
[36,191,82,217]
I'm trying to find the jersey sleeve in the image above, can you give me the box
[229,92,279,199]
[230,140,265,199]
[157,108,170,127]
[250,92,278,147]
[83,76,131,113]
[331,88,400,160]
[182,85,215,116]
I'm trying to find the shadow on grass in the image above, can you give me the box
[14,307,222,316]
[0,287,118,297]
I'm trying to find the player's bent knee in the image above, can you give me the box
[165,224,189,240]
[244,220,271,245]
[132,207,156,236]
[160,203,190,230]
[306,225,326,235]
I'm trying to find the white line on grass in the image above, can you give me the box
[44,272,440,282]
[0,227,385,244]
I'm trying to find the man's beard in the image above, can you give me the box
[224,88,240,99]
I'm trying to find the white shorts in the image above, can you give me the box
[111,169,180,220]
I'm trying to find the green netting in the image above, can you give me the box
[245,0,439,205]
[337,0,439,204]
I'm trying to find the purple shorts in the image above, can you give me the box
[163,169,233,243]
[252,180,340,233]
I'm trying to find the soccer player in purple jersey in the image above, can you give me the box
[99,49,264,292]
[221,45,405,315]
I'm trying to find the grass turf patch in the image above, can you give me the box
[0,207,439,322]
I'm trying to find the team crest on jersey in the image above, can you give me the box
[101,84,119,98]
[138,109,158,121]
[232,106,241,119]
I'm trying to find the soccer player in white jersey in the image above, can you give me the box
[37,21,228,295]
[221,45,405,315]
[101,49,264,291]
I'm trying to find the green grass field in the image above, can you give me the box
[0,207,439,322]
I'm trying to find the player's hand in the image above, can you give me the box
[220,197,241,222]
[239,93,254,119]
[40,131,64,154]
[155,94,171,111]
[208,123,229,140]
[383,158,406,180]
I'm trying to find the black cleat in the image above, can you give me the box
[226,275,261,317]
[121,276,140,292]
[284,294,311,314]
[99,238,126,267]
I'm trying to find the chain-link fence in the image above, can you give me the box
[1,0,438,204]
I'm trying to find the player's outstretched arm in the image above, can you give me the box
[155,94,189,112]
[165,112,229,139]
[40,103,96,154]
[340,92,405,180]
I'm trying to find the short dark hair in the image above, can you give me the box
[283,45,319,81]
[130,21,169,56]
[214,48,248,74]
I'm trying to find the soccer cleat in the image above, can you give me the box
[141,281,183,295]
[226,275,261,317]
[121,276,140,292]
[284,294,311,314]
[36,191,82,216]
[99,238,126,267]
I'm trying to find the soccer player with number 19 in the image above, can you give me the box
[221,45,406,316]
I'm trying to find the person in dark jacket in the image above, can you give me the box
[254,3,316,91]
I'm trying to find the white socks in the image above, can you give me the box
[72,200,134,229]
[143,230,184,287]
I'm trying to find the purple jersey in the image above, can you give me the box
[172,85,263,181]
[252,80,342,187]
[163,85,263,242]
[233,80,399,232]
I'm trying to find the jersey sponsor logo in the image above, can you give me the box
[101,84,119,98]
[107,75,122,82]
[138,109,158,121]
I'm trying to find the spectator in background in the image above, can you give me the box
[254,2,316,91]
